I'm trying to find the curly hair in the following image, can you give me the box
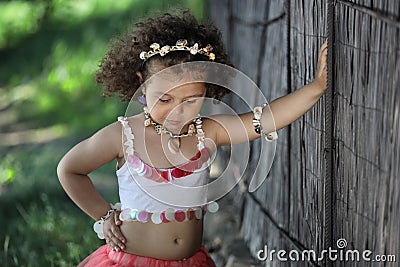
[96,8,234,102]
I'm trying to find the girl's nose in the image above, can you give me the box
[171,102,184,115]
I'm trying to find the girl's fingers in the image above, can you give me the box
[114,211,122,225]
[111,225,126,243]
[322,39,328,48]
[318,44,328,70]
[103,217,126,251]
[319,43,328,59]
[315,44,328,82]
[106,230,125,251]
[109,233,125,251]
[318,40,328,56]
[105,236,119,251]
[106,237,116,250]
[110,226,126,249]
[321,50,328,64]
[111,215,125,242]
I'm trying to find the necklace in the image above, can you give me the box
[144,107,201,154]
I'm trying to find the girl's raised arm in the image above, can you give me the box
[57,121,123,220]
[208,41,328,146]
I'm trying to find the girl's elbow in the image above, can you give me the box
[56,159,66,182]
[56,156,71,183]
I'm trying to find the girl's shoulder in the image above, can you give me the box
[117,113,144,130]
[86,115,142,150]
[89,114,144,160]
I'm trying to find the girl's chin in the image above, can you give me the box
[165,120,194,133]
[165,119,181,126]
[165,124,183,132]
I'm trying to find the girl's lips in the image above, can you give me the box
[166,119,181,125]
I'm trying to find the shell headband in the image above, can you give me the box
[139,39,216,62]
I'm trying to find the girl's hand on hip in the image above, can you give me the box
[103,211,126,251]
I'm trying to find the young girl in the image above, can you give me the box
[57,9,327,267]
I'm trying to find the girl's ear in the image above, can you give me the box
[136,71,144,84]
[136,71,146,95]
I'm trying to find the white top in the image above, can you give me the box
[116,116,211,213]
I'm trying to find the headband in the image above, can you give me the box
[139,39,215,63]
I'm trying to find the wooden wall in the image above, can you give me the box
[207,0,400,266]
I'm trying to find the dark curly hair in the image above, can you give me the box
[96,8,234,102]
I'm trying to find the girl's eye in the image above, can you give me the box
[185,99,198,104]
[159,99,170,103]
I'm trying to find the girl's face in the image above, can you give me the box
[145,82,206,132]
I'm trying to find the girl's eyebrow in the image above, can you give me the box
[183,93,205,98]
[155,92,205,98]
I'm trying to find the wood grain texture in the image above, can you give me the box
[207,0,399,266]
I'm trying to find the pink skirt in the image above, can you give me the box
[77,245,217,267]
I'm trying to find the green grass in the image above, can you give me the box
[0,137,121,266]
[0,139,119,267]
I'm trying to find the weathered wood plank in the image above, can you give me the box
[334,1,400,264]
[207,0,400,266]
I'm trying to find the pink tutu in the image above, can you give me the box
[77,245,217,267]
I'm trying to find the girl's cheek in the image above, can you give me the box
[150,106,170,122]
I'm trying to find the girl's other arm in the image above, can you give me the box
[57,122,122,221]
[210,41,328,146]
[260,41,328,135]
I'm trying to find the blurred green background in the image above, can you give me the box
[0,1,205,266]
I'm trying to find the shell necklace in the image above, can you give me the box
[144,107,201,154]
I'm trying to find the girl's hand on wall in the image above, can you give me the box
[103,211,126,251]
[313,40,328,92]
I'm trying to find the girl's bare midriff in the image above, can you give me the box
[120,218,204,260]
